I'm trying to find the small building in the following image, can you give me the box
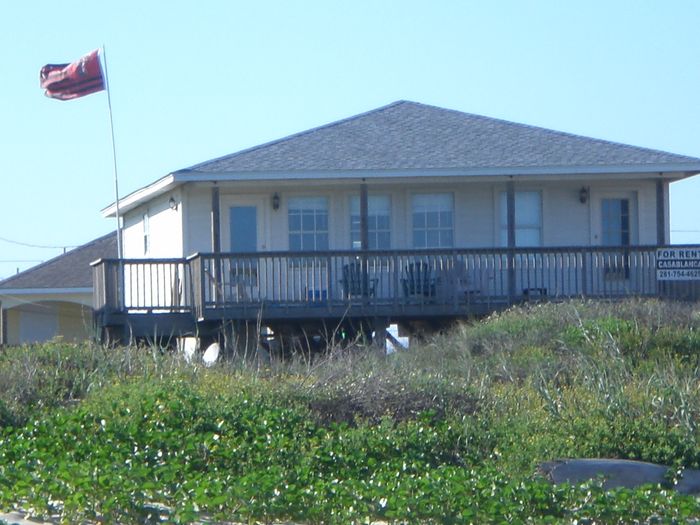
[0,233,117,345]
[92,101,700,346]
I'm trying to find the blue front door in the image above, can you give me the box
[230,206,258,253]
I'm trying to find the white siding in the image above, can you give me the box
[543,184,591,246]
[122,212,144,258]
[123,192,183,259]
[173,176,664,255]
[184,187,212,255]
[637,180,659,245]
[456,185,493,247]
[149,195,183,257]
[121,192,184,310]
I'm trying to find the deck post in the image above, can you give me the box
[656,179,666,245]
[506,180,517,301]
[103,324,128,347]
[326,253,333,311]
[211,185,221,254]
[360,181,370,299]
[227,320,259,360]
[191,255,205,319]
[0,301,5,345]
[360,181,369,251]
[92,262,104,312]
[211,186,222,304]
[373,317,389,355]
[117,259,125,313]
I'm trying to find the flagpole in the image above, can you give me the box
[100,45,123,259]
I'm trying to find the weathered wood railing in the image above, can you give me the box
[92,258,193,313]
[92,245,700,320]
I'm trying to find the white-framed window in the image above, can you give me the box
[350,195,391,250]
[412,193,453,248]
[143,213,150,255]
[499,191,542,247]
[288,197,329,251]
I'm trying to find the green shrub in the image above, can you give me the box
[2,299,700,523]
[0,342,191,427]
[5,372,699,524]
[649,326,700,359]
[560,316,646,355]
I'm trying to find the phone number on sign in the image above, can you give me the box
[657,269,700,280]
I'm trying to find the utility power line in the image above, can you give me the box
[0,235,77,250]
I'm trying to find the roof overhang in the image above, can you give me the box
[0,287,93,309]
[102,163,700,218]
[101,174,178,218]
[0,287,92,296]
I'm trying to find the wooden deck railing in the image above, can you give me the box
[92,245,700,321]
[92,258,193,313]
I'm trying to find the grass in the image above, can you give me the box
[1,298,700,523]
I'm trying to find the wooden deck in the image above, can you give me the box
[92,245,700,340]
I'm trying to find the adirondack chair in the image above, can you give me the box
[402,261,436,298]
[340,262,378,298]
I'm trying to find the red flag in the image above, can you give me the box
[40,49,105,101]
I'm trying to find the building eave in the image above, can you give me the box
[101,174,178,218]
[0,287,92,296]
[103,163,700,217]
[177,163,700,182]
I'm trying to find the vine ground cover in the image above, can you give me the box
[1,299,700,523]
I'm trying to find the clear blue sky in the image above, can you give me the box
[1,0,699,279]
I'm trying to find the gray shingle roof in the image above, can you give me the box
[183,101,700,174]
[0,232,117,290]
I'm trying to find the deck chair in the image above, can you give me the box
[402,261,436,298]
[230,262,259,302]
[341,262,378,298]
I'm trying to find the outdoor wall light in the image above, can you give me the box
[272,193,280,211]
[579,186,589,204]
[168,196,178,211]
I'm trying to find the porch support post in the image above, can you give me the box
[656,178,666,245]
[0,301,5,346]
[211,184,222,304]
[360,181,370,296]
[360,181,369,251]
[506,180,517,300]
[506,180,516,249]
[211,185,221,254]
[373,317,388,356]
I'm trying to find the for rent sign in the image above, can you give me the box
[657,248,700,280]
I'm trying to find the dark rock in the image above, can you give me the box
[538,458,700,494]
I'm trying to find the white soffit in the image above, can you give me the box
[103,164,700,217]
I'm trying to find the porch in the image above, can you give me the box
[92,245,699,342]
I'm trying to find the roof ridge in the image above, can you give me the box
[182,100,412,172]
[0,231,116,287]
